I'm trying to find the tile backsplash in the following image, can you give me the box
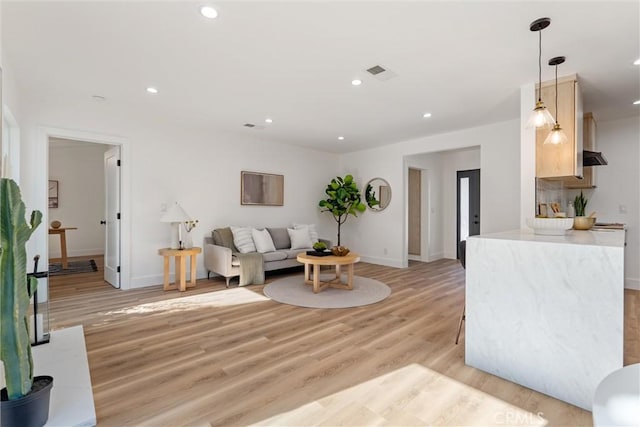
[536,178,595,217]
[536,179,566,216]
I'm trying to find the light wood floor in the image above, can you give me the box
[49,256,640,426]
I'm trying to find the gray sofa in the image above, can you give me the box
[204,227,331,286]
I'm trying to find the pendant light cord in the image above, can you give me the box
[554,64,559,125]
[537,30,542,102]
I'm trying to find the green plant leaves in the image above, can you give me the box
[574,190,588,216]
[0,178,43,399]
[318,174,366,245]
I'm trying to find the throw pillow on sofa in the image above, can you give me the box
[267,227,291,249]
[230,226,257,253]
[251,228,276,253]
[288,226,313,249]
[293,223,319,243]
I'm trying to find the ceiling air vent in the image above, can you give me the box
[365,64,397,81]
[366,65,386,75]
[243,123,265,130]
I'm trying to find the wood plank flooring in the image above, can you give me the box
[48,256,640,426]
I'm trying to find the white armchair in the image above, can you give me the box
[204,236,239,287]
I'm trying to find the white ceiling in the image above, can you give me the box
[3,1,639,153]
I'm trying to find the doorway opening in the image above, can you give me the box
[405,146,480,265]
[48,137,121,289]
[408,168,422,259]
[456,169,480,259]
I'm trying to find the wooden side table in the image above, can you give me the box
[158,247,202,292]
[49,227,78,269]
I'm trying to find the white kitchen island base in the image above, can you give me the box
[465,229,625,410]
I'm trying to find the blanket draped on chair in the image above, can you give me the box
[214,227,265,286]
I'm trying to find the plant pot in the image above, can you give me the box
[573,216,596,230]
[1,376,53,427]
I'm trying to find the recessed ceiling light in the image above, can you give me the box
[338,136,345,140]
[265,118,273,124]
[200,6,218,19]
[423,112,432,118]
[634,100,640,105]
[351,79,362,86]
[146,87,158,94]
[634,58,640,65]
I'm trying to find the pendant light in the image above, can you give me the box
[526,17,556,129]
[544,56,568,145]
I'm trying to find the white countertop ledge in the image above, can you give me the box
[469,228,625,248]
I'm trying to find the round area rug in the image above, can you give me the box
[263,274,391,308]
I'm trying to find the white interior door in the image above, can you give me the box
[104,147,121,288]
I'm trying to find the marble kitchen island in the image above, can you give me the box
[465,229,625,410]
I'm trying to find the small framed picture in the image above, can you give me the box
[48,180,59,208]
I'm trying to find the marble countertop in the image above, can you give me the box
[470,228,626,248]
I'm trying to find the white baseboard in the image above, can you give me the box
[625,277,640,290]
[128,268,209,290]
[359,255,404,268]
[49,249,104,259]
[427,252,444,262]
[443,252,457,260]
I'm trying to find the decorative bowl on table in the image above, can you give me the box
[573,216,596,230]
[312,242,327,253]
[50,220,62,229]
[331,246,350,257]
[526,217,574,236]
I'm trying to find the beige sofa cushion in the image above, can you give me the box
[262,251,288,262]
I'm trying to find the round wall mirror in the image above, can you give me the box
[364,178,392,212]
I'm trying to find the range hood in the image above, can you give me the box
[583,150,608,166]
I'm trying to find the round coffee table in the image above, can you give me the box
[296,252,360,293]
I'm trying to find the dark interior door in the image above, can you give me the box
[457,169,480,259]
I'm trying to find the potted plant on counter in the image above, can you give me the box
[573,190,595,230]
[0,178,53,427]
[318,174,366,248]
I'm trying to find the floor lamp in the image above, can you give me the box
[160,202,191,249]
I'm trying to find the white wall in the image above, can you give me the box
[12,90,339,288]
[340,119,521,267]
[48,140,109,258]
[566,116,640,289]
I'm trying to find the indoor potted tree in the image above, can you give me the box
[0,177,53,427]
[318,174,366,249]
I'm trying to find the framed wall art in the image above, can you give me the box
[241,171,284,206]
[48,180,59,208]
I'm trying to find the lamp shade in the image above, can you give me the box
[160,202,191,223]
[543,123,569,145]
[526,101,555,129]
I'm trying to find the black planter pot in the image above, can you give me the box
[1,376,53,427]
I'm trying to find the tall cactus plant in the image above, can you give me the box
[0,178,42,399]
